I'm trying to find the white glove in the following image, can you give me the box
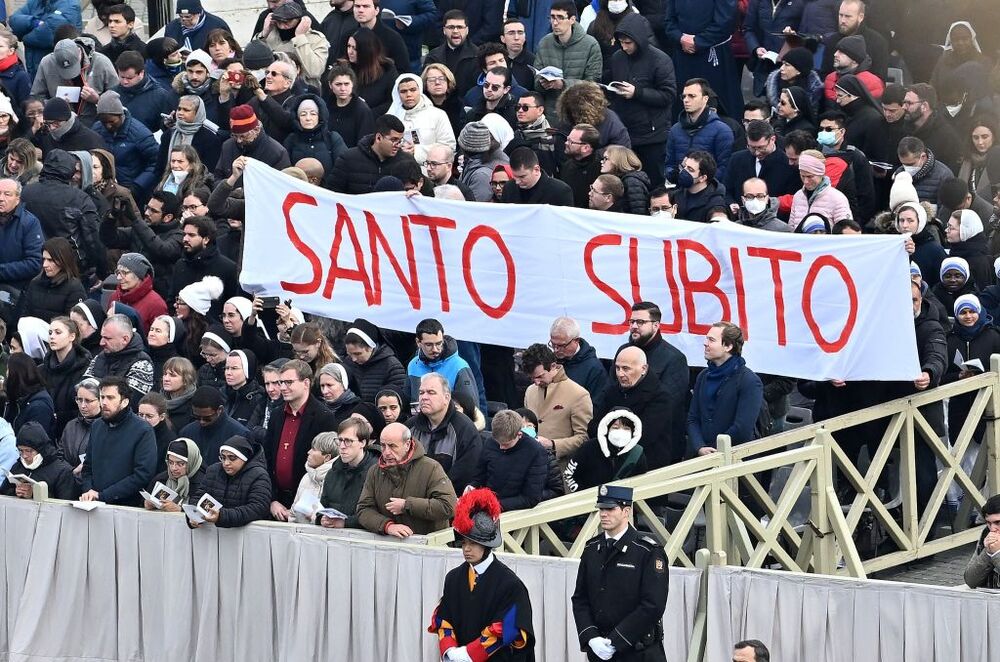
[445,646,474,662]
[588,637,615,660]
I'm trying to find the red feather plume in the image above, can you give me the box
[453,488,502,535]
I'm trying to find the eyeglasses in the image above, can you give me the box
[548,338,577,351]
[74,397,97,404]
[337,437,360,446]
[589,185,609,196]
[182,203,202,211]
[491,180,507,188]
[483,82,504,91]
[219,452,240,462]
[425,75,446,84]
[742,193,768,201]
[443,24,466,30]
[277,378,302,387]
[549,14,570,22]
[115,268,133,277]
[628,319,654,326]
[599,156,608,163]
[380,135,403,145]
[516,104,537,111]
[265,69,289,78]
[425,160,448,167]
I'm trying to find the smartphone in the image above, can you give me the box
[260,296,280,308]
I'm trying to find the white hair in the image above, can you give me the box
[550,316,580,339]
[433,184,465,201]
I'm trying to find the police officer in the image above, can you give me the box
[571,485,669,661]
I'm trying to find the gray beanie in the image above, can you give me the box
[96,90,124,115]
[243,40,274,71]
[117,252,153,279]
[458,121,492,153]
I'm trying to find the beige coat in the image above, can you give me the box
[524,365,593,459]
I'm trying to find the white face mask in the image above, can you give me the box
[744,197,768,215]
[902,164,920,177]
[23,453,43,470]
[650,209,674,220]
[607,428,631,448]
[172,169,189,183]
[945,103,963,117]
[608,0,628,13]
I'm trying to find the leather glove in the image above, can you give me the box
[588,637,615,660]
[444,646,473,662]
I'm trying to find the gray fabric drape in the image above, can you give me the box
[0,500,702,661]
[706,565,1000,662]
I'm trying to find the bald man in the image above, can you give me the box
[356,422,458,538]
[295,158,325,187]
[590,346,677,469]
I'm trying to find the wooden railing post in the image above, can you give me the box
[986,355,1000,497]
[717,434,737,564]
[811,430,835,574]
[899,404,918,552]
[685,549,711,662]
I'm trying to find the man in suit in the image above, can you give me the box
[264,359,338,520]
[723,119,799,208]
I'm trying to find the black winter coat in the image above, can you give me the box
[559,154,602,209]
[354,63,398,117]
[224,381,268,430]
[471,436,550,512]
[156,125,224,176]
[113,75,176,134]
[326,95,375,148]
[80,408,157,506]
[84,333,155,407]
[178,412,249,464]
[592,372,675,470]
[604,14,676,146]
[21,150,106,276]
[151,420,177,476]
[264,396,339,505]
[884,300,948,436]
[213,131,291,180]
[34,118,105,156]
[501,171,575,206]
[318,448,379,528]
[168,244,241,317]
[100,216,183,300]
[41,345,92,437]
[21,274,87,322]
[329,133,414,195]
[197,360,226,390]
[9,389,56,437]
[948,234,995,290]
[620,169,651,215]
[842,97,891,165]
[1,423,78,500]
[346,344,407,403]
[405,404,483,494]
[283,93,348,180]
[190,444,272,527]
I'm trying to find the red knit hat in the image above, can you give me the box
[229,105,259,134]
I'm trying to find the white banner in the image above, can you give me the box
[242,160,920,380]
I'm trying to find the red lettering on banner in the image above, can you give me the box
[660,240,683,334]
[730,247,748,339]
[677,239,731,335]
[628,237,641,303]
[367,213,421,308]
[322,204,373,302]
[410,215,457,312]
[747,247,802,346]
[279,193,322,294]
[584,234,631,335]
[462,226,516,318]
[802,255,859,352]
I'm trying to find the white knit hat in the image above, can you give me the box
[178,276,224,316]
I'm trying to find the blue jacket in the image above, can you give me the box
[381,0,439,72]
[687,356,763,454]
[406,336,480,408]
[80,409,157,506]
[92,110,159,197]
[179,412,250,464]
[561,338,611,406]
[145,58,182,92]
[12,389,55,437]
[744,0,806,55]
[163,12,232,53]
[664,108,734,184]
[113,75,177,134]
[9,0,81,77]
[0,62,32,108]
[0,203,43,288]
[471,435,550,512]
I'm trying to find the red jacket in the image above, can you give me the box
[824,70,885,102]
[109,275,167,334]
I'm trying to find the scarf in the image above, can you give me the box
[181,12,207,37]
[519,115,550,142]
[165,438,203,503]
[805,176,831,204]
[954,313,993,342]
[183,75,213,97]
[702,355,743,403]
[0,52,18,72]
[50,113,76,140]
[166,97,206,157]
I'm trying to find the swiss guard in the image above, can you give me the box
[428,488,535,661]
[571,484,669,661]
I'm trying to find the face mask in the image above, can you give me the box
[650,209,674,220]
[608,0,628,13]
[902,164,920,177]
[520,426,537,439]
[744,197,767,215]
[23,453,43,470]
[607,428,631,447]
[677,169,695,189]
[817,130,838,146]
[945,103,963,117]
[172,170,189,183]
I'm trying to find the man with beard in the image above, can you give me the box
[79,376,157,506]
[605,302,688,465]
[213,104,291,180]
[169,215,241,317]
[100,190,183,299]
[819,0,888,80]
[170,49,221,127]
[902,83,961,173]
[465,66,518,128]
[84,314,155,407]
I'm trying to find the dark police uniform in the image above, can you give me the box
[571,485,669,662]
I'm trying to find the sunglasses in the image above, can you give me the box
[483,82,504,91]
[516,104,537,111]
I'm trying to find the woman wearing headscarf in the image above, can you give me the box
[58,377,101,476]
[945,209,995,289]
[223,349,268,429]
[144,437,205,512]
[342,318,406,403]
[157,94,224,178]
[387,72,456,166]
[932,256,977,315]
[788,150,851,229]
[773,86,816,137]
[283,93,348,179]
[930,22,994,94]
[147,315,185,387]
[943,294,1000,448]
[563,408,647,493]
[833,73,891,164]
[89,149,141,223]
[765,46,823,117]
[1,422,78,500]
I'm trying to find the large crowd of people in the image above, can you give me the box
[0,0,994,571]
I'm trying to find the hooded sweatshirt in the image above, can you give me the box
[387,73,457,164]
